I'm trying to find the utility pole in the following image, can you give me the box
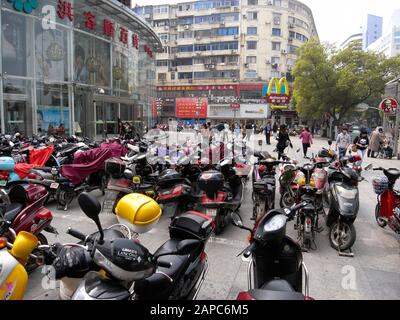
[394,80,400,159]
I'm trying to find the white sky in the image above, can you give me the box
[132,0,400,45]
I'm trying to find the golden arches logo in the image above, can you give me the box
[267,77,289,96]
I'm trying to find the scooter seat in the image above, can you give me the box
[133,239,191,300]
[3,203,24,222]
[261,279,296,292]
[245,280,304,300]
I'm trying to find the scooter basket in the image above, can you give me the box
[372,176,389,195]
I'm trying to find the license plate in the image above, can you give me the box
[206,209,218,218]
[102,191,119,214]
[50,183,59,189]
[0,180,7,187]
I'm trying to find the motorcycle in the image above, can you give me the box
[252,152,284,221]
[48,192,214,300]
[371,167,400,234]
[0,184,57,271]
[231,202,314,300]
[196,159,244,235]
[322,155,363,255]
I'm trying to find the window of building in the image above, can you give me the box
[158,73,167,81]
[156,60,169,67]
[246,56,257,63]
[178,31,194,39]
[272,42,281,51]
[247,27,257,35]
[178,45,194,52]
[178,72,193,79]
[159,33,169,41]
[171,72,176,80]
[248,0,258,5]
[272,28,281,37]
[247,41,257,50]
[271,71,281,78]
[273,0,282,6]
[288,45,299,54]
[271,56,280,64]
[154,6,169,14]
[176,58,193,66]
[248,12,258,21]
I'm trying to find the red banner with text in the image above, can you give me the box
[176,98,208,119]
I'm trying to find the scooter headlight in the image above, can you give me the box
[264,215,287,232]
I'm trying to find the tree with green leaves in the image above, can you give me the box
[293,39,400,137]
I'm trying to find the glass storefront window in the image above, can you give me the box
[35,21,69,82]
[3,78,32,134]
[113,45,129,93]
[2,11,32,77]
[36,83,70,135]
[74,31,111,87]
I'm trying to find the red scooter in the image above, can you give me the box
[371,167,400,234]
[0,183,58,271]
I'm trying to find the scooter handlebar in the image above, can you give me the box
[66,227,87,242]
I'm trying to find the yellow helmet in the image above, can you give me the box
[115,193,162,234]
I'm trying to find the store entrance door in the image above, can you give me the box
[95,101,118,140]
[3,95,29,135]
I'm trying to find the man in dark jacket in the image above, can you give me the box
[264,122,272,145]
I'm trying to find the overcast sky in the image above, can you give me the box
[132,0,400,45]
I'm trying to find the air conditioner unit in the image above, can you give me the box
[287,66,293,71]
[234,6,240,11]
[231,49,237,54]
[232,78,238,82]
[267,1,273,5]
[288,37,293,42]
[184,25,190,30]
[242,14,247,19]
[265,60,271,64]
[164,26,169,31]
[289,23,295,29]
[188,79,193,83]
[144,14,151,19]
[196,52,201,55]
[244,63,249,68]
[220,22,225,26]
[234,34,239,39]
[163,40,168,44]
[274,19,281,25]
[196,36,201,41]
[281,50,287,54]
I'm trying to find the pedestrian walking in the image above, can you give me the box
[353,129,369,165]
[276,125,293,160]
[369,127,384,158]
[335,127,351,159]
[272,123,278,140]
[299,126,313,158]
[264,122,272,145]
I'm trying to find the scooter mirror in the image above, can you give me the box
[78,193,104,243]
[231,212,244,228]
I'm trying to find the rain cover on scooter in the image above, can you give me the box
[100,142,127,158]
[61,148,112,185]
[14,146,55,179]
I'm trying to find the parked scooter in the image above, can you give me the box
[196,159,244,234]
[47,192,214,300]
[0,184,57,271]
[322,155,363,255]
[370,166,400,234]
[231,202,314,300]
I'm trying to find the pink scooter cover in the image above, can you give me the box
[61,148,112,185]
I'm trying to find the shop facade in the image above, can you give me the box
[0,0,161,139]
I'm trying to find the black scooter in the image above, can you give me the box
[322,155,363,256]
[232,202,313,300]
[49,193,214,300]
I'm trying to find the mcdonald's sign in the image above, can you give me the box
[263,77,291,109]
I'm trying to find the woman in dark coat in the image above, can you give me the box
[276,125,293,160]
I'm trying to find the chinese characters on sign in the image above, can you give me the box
[157,85,237,91]
[54,1,151,57]
[176,98,208,119]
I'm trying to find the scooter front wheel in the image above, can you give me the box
[375,204,387,228]
[329,221,356,251]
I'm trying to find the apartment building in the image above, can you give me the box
[134,0,318,126]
